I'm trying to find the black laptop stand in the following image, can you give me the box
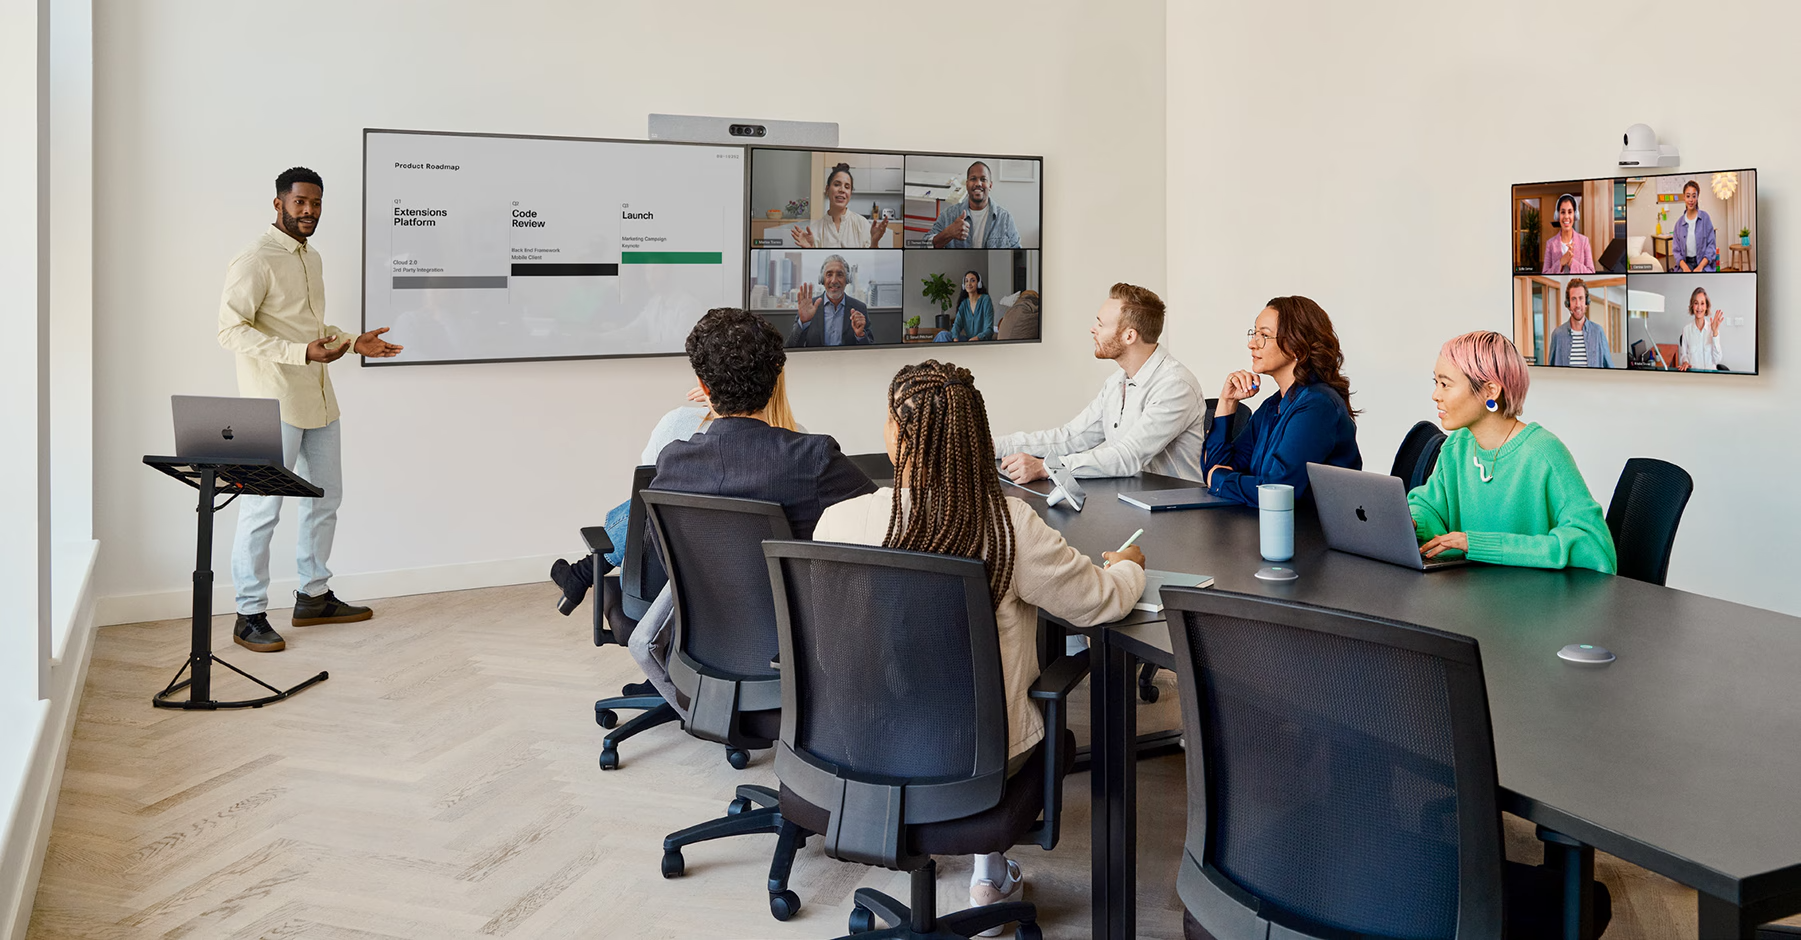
[143,455,331,710]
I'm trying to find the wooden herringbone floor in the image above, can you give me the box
[24,582,1785,939]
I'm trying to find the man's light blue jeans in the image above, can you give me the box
[232,420,342,615]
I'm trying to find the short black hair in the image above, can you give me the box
[685,308,786,417]
[276,167,323,196]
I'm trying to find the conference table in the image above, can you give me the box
[1017,472,1801,940]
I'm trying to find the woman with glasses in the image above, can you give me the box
[1202,295,1362,505]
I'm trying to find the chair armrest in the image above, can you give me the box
[1028,649,1090,702]
[580,525,613,555]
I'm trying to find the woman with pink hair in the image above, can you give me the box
[1409,331,1616,572]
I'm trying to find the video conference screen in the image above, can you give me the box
[1510,168,1757,375]
[747,147,1043,349]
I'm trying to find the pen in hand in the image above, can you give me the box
[1104,528,1144,567]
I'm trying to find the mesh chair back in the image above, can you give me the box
[763,541,1012,872]
[1606,457,1693,586]
[620,465,666,620]
[1163,589,1504,939]
[642,491,791,678]
[1391,420,1448,491]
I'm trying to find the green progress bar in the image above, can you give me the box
[619,252,722,264]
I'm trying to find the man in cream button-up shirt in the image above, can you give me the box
[996,283,1208,483]
[217,167,402,654]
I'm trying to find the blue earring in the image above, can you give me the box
[1485,398,1499,413]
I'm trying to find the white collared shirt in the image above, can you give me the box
[809,209,872,248]
[993,345,1208,480]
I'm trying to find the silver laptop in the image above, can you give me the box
[1307,463,1467,571]
[172,396,284,462]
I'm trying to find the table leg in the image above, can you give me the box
[1089,631,1137,940]
[1697,892,1756,939]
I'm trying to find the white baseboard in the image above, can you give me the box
[2,543,99,940]
[94,554,563,627]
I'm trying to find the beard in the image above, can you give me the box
[280,208,317,240]
[1093,334,1126,360]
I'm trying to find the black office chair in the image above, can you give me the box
[588,465,679,771]
[1161,587,1612,939]
[1390,420,1448,492]
[644,491,806,921]
[762,540,1087,939]
[1136,398,1253,705]
[1605,457,1693,586]
[847,451,895,483]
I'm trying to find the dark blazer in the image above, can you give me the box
[1202,382,1362,506]
[648,417,877,546]
[786,295,875,348]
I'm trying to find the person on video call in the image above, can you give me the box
[1203,296,1362,506]
[1546,279,1614,368]
[935,270,996,342]
[1541,193,1595,274]
[789,162,889,249]
[927,161,1022,249]
[1672,179,1718,273]
[218,167,404,654]
[1411,331,1616,573]
[995,282,1207,482]
[1677,286,1726,371]
[787,254,874,347]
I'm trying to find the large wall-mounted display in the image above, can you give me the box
[1510,169,1757,375]
[362,129,748,365]
[747,147,1042,351]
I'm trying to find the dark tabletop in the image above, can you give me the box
[1024,472,1801,904]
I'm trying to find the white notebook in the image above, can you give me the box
[1135,569,1214,612]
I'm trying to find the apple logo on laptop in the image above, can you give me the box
[221,426,234,441]
[1355,505,1367,522]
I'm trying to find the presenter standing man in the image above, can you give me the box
[217,167,404,653]
[996,283,1207,483]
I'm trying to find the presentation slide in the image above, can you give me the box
[363,130,746,364]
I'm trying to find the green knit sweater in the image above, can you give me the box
[1408,423,1617,574]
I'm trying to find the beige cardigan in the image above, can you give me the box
[813,488,1145,759]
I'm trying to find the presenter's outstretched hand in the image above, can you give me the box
[796,283,822,324]
[306,335,351,363]
[870,216,889,247]
[850,309,867,340]
[789,225,816,249]
[1420,531,1469,558]
[1217,370,1260,411]
[1102,545,1146,570]
[354,327,404,358]
[1000,453,1049,484]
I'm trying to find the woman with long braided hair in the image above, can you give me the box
[814,360,1145,926]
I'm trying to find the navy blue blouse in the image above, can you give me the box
[1203,382,1362,506]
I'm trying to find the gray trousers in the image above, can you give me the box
[627,584,688,720]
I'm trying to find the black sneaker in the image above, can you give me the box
[292,589,373,626]
[620,679,658,698]
[234,612,287,652]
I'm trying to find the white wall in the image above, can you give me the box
[1168,0,1798,615]
[92,0,1166,620]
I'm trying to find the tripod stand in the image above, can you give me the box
[143,455,331,709]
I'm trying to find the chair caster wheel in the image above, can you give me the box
[769,889,800,921]
[598,747,619,771]
[726,748,750,770]
[595,707,618,729]
[661,849,684,878]
[1138,683,1160,704]
[1015,922,1043,940]
[727,797,751,816]
[848,904,876,934]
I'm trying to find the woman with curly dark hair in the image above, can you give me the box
[813,360,1144,929]
[1202,295,1362,505]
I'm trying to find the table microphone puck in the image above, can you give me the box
[1254,565,1298,582]
[1557,643,1615,664]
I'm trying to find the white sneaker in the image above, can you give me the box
[968,857,1023,937]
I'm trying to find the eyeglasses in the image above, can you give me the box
[1246,330,1275,349]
